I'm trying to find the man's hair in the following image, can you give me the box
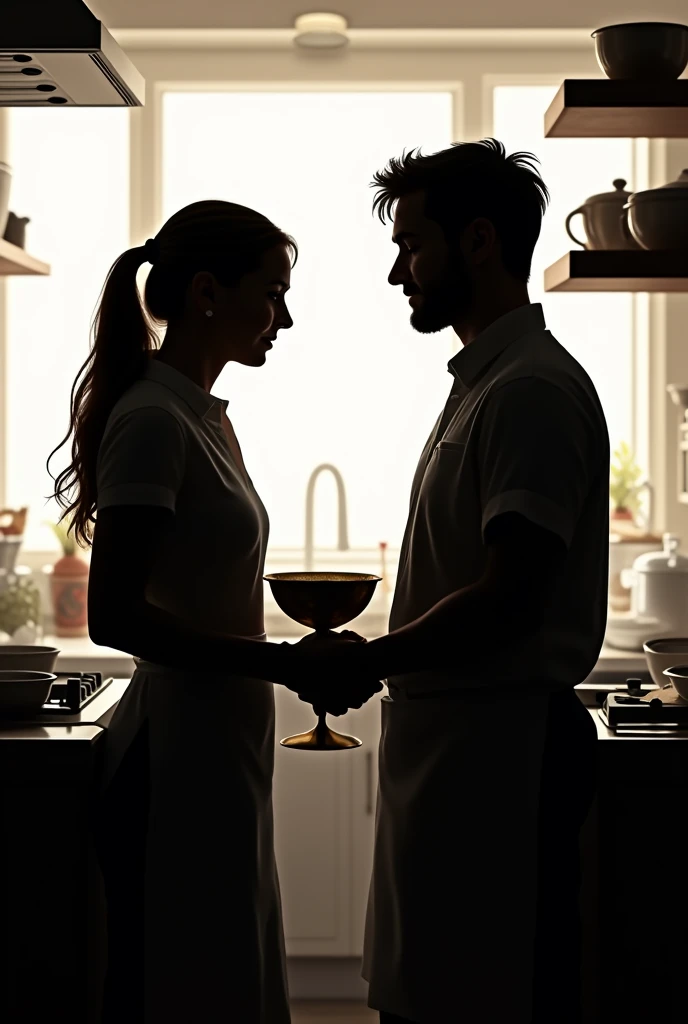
[371,138,550,282]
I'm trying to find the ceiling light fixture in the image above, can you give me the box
[293,12,349,49]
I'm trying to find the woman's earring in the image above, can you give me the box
[205,310,214,318]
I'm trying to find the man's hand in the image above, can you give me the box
[279,630,383,716]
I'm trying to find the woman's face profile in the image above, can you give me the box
[204,244,294,368]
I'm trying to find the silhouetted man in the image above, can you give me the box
[346,140,605,1023]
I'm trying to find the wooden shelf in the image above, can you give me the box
[544,250,688,292]
[0,238,50,276]
[544,79,688,138]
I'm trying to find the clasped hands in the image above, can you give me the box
[279,630,384,716]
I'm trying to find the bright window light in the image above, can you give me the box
[162,91,454,550]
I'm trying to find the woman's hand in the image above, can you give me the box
[278,631,383,716]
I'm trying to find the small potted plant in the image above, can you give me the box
[610,442,646,528]
[46,514,89,637]
[608,443,661,612]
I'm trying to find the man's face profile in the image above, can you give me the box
[389,191,473,334]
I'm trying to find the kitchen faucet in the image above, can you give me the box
[304,463,349,571]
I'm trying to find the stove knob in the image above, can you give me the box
[66,677,82,710]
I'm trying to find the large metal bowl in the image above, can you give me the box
[264,571,381,631]
[593,22,688,80]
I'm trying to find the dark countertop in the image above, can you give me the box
[1,678,687,743]
[0,679,129,743]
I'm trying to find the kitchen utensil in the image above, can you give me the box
[661,665,688,701]
[264,571,381,750]
[0,670,56,715]
[565,179,640,251]
[3,212,29,249]
[0,162,11,237]
[605,614,660,651]
[624,169,688,250]
[621,534,688,637]
[592,22,688,80]
[643,637,688,689]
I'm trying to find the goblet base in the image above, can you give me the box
[280,724,362,751]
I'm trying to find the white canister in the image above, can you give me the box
[609,534,662,611]
[622,534,688,636]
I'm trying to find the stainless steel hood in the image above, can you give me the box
[1,0,144,107]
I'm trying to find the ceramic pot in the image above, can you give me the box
[592,22,688,80]
[49,554,88,637]
[0,163,11,238]
[565,179,640,250]
[625,169,688,250]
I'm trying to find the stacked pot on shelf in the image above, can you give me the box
[566,22,688,251]
[566,170,688,252]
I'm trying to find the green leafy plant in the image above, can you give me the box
[610,442,643,517]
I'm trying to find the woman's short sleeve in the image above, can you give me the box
[96,406,187,512]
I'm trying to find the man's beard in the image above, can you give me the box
[409,260,473,335]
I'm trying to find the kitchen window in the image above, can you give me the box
[162,89,456,551]
[0,42,650,557]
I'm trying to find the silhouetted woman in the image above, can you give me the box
[48,200,376,1023]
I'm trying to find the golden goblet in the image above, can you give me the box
[264,571,381,750]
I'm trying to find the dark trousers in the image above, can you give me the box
[91,720,150,1024]
[379,687,598,1024]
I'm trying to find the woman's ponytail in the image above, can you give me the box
[48,243,157,546]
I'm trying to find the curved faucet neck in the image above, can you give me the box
[304,463,349,571]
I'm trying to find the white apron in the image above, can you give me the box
[99,643,290,1024]
[363,691,549,1023]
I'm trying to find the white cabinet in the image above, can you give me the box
[272,685,382,957]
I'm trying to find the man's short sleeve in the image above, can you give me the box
[477,377,593,549]
[96,406,187,512]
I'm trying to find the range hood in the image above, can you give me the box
[1,0,144,107]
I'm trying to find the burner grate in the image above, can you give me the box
[43,672,114,713]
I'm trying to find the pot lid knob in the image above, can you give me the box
[613,178,628,191]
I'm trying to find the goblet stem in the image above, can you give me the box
[314,707,329,740]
